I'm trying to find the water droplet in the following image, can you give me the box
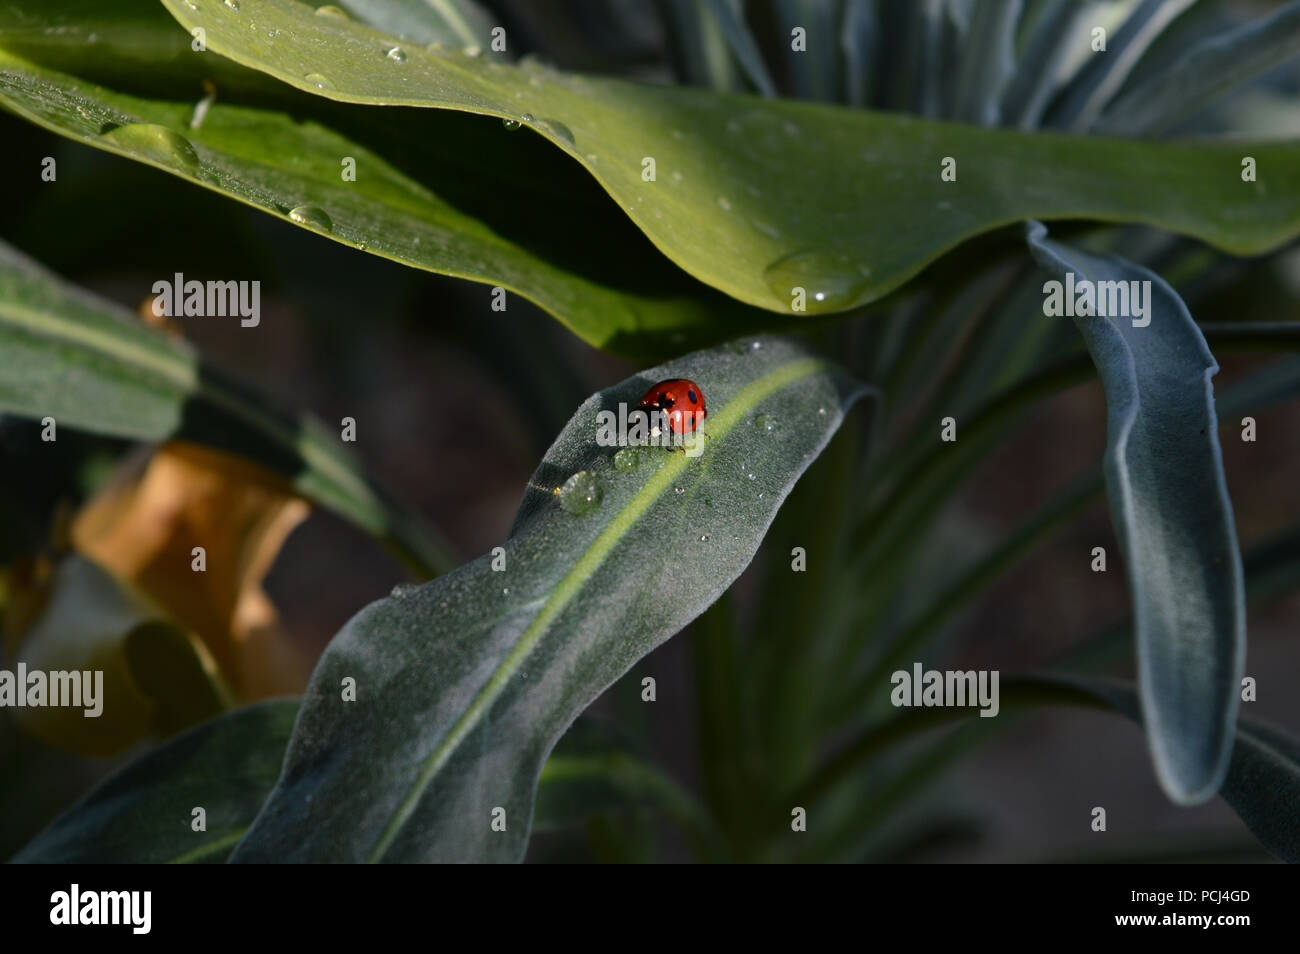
[556,471,602,514]
[535,118,574,146]
[755,415,777,432]
[305,72,335,90]
[750,340,762,350]
[502,117,521,130]
[223,0,240,9]
[613,448,640,471]
[520,112,534,123]
[747,473,756,481]
[102,124,199,171]
[183,0,199,10]
[289,204,332,230]
[390,582,418,599]
[817,407,827,416]
[386,46,406,62]
[315,4,349,18]
[762,249,872,312]
[502,587,510,596]
[464,44,482,57]
[700,534,709,542]
[717,196,732,212]
[674,487,686,495]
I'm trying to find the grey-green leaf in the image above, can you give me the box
[1046,0,1195,130]
[1026,222,1245,805]
[0,239,455,576]
[1095,0,1300,136]
[12,700,298,863]
[1011,675,1300,864]
[334,0,496,50]
[703,0,777,97]
[231,336,868,862]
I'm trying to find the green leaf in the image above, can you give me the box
[0,239,455,576]
[0,1,766,357]
[10,700,701,861]
[231,335,868,862]
[1026,222,1245,805]
[155,0,1300,317]
[1009,675,1300,865]
[12,699,297,863]
[1096,1,1300,136]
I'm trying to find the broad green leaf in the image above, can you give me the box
[1026,222,1245,805]
[0,0,768,356]
[1096,1,1300,136]
[0,239,454,576]
[157,0,1300,318]
[231,336,868,862]
[10,700,692,861]
[1008,675,1300,864]
[12,699,297,863]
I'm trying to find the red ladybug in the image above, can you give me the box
[638,378,707,435]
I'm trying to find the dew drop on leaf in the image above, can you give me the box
[556,471,602,514]
[305,72,335,90]
[289,204,332,230]
[102,124,199,171]
[613,448,640,471]
[762,250,872,312]
[386,46,406,63]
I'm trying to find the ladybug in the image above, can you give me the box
[639,378,707,435]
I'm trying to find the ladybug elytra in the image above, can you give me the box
[638,378,706,435]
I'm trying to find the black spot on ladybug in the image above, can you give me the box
[688,388,698,404]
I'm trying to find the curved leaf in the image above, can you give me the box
[0,238,454,576]
[12,699,297,863]
[153,0,1300,317]
[0,0,766,356]
[1026,221,1245,805]
[231,335,868,862]
[1008,675,1300,864]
